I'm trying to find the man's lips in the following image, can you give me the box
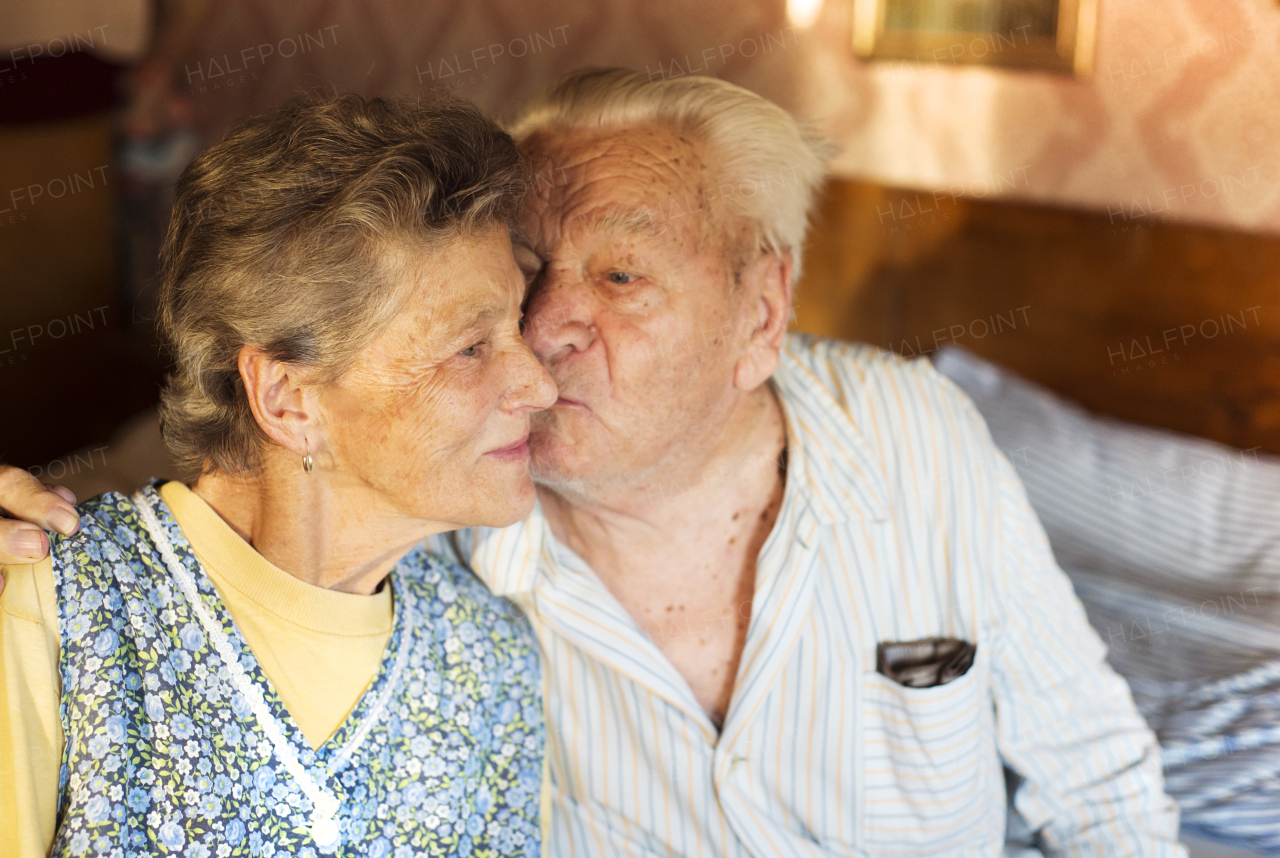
[485,434,530,461]
[553,396,587,409]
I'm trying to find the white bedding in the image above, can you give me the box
[933,346,1280,856]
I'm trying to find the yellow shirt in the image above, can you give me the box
[2,482,392,857]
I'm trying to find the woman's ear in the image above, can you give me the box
[238,346,316,456]
[733,251,794,392]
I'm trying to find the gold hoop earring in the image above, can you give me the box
[302,438,314,474]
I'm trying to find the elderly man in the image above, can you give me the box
[2,68,1184,856]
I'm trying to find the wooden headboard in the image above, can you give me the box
[793,180,1280,455]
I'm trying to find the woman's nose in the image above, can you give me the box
[507,340,558,412]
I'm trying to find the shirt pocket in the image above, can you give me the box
[859,645,1003,855]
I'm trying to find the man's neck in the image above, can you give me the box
[536,383,789,728]
[191,462,447,596]
[537,383,788,579]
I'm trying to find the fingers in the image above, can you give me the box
[0,520,49,565]
[0,467,80,566]
[48,485,77,506]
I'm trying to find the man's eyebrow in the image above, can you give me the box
[579,207,662,236]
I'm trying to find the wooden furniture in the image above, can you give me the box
[794,179,1280,455]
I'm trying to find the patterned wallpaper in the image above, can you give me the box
[174,0,1280,233]
[805,0,1280,235]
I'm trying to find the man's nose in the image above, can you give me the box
[523,267,596,363]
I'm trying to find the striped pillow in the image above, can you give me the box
[931,345,1280,603]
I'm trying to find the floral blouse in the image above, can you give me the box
[49,483,544,857]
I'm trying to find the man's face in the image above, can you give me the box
[517,125,759,496]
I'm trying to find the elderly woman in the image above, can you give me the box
[0,93,555,857]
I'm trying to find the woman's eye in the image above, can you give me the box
[459,341,484,357]
[607,272,636,285]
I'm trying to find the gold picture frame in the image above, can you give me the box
[852,0,1098,75]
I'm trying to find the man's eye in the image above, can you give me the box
[459,341,484,357]
[607,272,636,285]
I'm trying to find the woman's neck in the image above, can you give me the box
[190,458,447,595]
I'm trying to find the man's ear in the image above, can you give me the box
[734,250,793,392]
[238,346,317,458]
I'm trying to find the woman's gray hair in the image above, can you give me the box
[507,67,832,280]
[158,92,527,476]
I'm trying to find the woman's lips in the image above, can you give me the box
[485,435,530,462]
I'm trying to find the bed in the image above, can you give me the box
[936,344,1280,856]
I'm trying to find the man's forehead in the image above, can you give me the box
[527,125,708,189]
[522,127,713,238]
[528,190,702,251]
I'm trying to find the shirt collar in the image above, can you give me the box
[452,500,548,598]
[461,336,891,597]
[771,338,890,529]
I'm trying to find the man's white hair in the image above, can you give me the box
[507,67,832,281]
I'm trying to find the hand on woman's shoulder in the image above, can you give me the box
[0,465,82,581]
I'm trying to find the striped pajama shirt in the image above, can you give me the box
[430,333,1186,858]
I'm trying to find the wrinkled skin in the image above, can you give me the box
[517,125,771,503]
[0,132,790,721]
[193,226,558,594]
[0,227,557,595]
[314,226,556,531]
[514,125,792,725]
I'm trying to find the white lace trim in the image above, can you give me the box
[329,601,414,775]
[133,490,345,851]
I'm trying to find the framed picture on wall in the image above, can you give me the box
[852,0,1098,74]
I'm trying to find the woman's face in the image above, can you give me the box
[317,225,557,529]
